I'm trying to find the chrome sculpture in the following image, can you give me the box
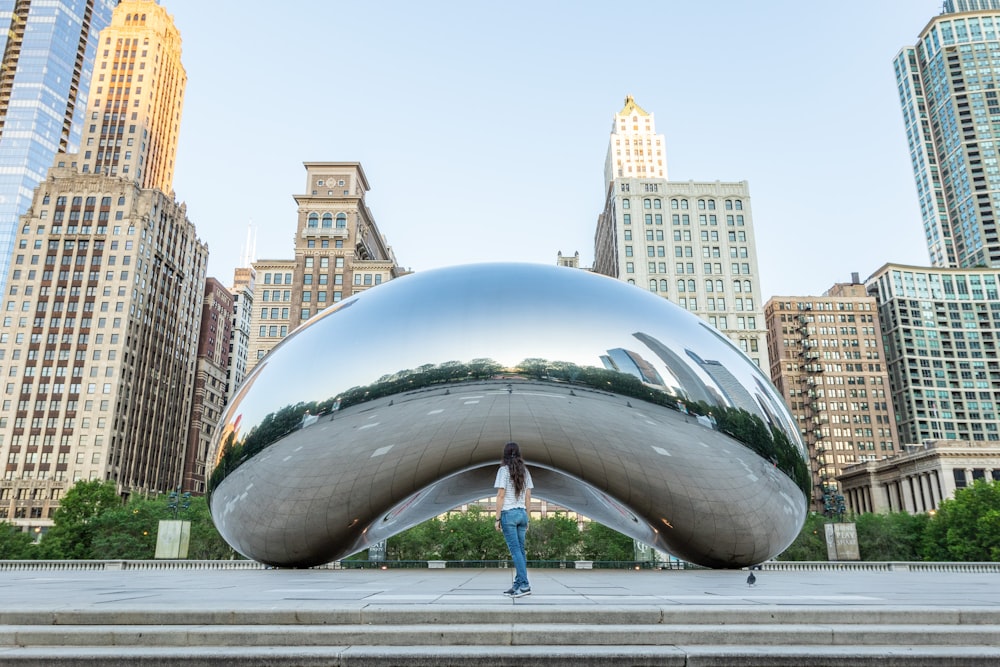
[208,263,808,568]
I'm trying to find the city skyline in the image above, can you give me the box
[158,0,942,299]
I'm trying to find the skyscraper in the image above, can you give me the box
[895,2,1000,268]
[865,263,1000,445]
[0,0,117,298]
[0,0,206,531]
[594,96,769,369]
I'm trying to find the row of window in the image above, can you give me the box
[622,213,746,226]
[624,261,753,275]
[618,189,746,212]
[624,245,750,259]
[306,213,347,228]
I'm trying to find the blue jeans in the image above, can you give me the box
[500,507,529,590]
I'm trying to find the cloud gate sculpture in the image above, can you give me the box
[208,263,809,569]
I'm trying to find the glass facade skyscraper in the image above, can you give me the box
[0,0,116,297]
[895,3,1000,269]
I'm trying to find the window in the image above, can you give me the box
[336,213,347,228]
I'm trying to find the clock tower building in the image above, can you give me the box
[246,162,404,371]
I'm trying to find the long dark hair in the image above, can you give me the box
[502,441,526,497]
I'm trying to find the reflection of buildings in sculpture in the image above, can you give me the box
[686,349,766,424]
[600,348,666,386]
[631,332,716,405]
[838,440,1000,515]
[752,375,795,437]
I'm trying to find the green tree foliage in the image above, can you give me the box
[777,512,830,561]
[922,480,1000,562]
[89,497,160,559]
[389,518,443,560]
[387,511,644,563]
[0,522,35,559]
[36,480,121,559]
[527,514,581,561]
[578,521,635,561]
[438,505,508,560]
[854,511,929,561]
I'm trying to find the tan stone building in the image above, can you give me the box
[764,278,899,513]
[247,162,403,370]
[838,440,1000,514]
[0,0,207,531]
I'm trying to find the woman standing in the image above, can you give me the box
[494,441,534,597]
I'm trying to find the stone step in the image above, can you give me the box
[2,645,1000,667]
[3,604,999,626]
[2,622,1000,648]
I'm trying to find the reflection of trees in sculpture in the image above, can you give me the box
[208,356,808,500]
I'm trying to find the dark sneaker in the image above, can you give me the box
[503,587,518,596]
[511,587,530,598]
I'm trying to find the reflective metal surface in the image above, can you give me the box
[208,263,808,568]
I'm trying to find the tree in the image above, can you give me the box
[438,505,507,560]
[89,497,160,559]
[777,512,830,561]
[526,514,580,561]
[389,518,443,560]
[854,511,929,561]
[922,480,1000,562]
[578,522,635,561]
[0,522,35,559]
[37,480,121,559]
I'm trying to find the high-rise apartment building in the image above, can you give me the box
[184,279,232,494]
[227,265,254,396]
[247,162,403,370]
[594,96,768,368]
[765,279,899,513]
[895,2,1000,268]
[0,0,207,531]
[865,263,1000,446]
[0,0,117,298]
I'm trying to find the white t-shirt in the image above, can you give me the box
[494,465,534,510]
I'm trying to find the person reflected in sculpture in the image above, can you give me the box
[494,441,533,597]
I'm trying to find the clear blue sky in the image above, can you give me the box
[163,0,944,299]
